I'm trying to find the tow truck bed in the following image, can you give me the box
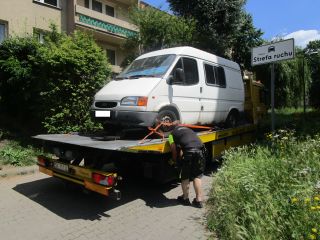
[34,124,256,154]
[33,124,256,198]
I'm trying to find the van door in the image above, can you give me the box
[168,57,201,124]
[198,62,227,124]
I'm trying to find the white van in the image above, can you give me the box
[92,46,244,130]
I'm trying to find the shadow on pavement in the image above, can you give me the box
[13,175,180,221]
[13,161,217,221]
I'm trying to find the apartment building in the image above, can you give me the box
[0,0,140,73]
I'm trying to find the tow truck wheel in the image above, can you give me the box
[156,109,178,133]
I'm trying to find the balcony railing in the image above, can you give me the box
[75,5,138,38]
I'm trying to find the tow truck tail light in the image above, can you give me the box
[92,173,115,186]
[37,156,47,166]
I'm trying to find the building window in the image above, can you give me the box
[92,0,102,13]
[105,5,115,17]
[106,49,116,65]
[34,29,46,44]
[85,0,89,8]
[34,0,59,7]
[0,22,7,44]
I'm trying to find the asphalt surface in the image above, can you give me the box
[0,170,214,240]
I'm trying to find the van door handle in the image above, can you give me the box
[200,87,202,93]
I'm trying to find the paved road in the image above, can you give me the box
[0,170,213,240]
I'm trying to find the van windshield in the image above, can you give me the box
[116,54,176,79]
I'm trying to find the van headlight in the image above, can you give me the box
[120,96,148,106]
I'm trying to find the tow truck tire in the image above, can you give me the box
[156,109,178,133]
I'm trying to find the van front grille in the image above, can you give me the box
[95,101,117,108]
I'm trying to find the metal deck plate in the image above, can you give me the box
[33,134,166,151]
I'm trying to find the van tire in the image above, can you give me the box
[225,110,239,128]
[156,109,178,132]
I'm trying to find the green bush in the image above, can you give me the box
[208,129,320,239]
[0,37,42,121]
[0,141,41,166]
[0,25,111,133]
[39,29,111,133]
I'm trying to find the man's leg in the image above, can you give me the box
[181,179,190,199]
[193,177,203,202]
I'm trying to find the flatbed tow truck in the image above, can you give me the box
[33,78,266,199]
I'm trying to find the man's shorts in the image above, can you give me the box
[180,150,205,181]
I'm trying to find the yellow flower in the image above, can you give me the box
[305,198,311,203]
[314,196,320,201]
[291,197,298,203]
[316,206,320,210]
[311,206,316,210]
[309,234,316,240]
[312,228,317,233]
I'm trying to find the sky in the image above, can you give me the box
[142,0,320,48]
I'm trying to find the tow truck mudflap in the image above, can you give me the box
[37,156,121,199]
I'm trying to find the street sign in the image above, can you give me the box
[251,38,295,66]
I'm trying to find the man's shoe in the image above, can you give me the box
[177,195,191,206]
[192,198,204,208]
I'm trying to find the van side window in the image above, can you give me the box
[204,63,226,87]
[215,66,226,87]
[183,58,199,85]
[204,64,215,84]
[171,57,199,85]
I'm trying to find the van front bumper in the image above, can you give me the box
[92,109,158,127]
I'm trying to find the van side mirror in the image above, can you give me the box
[167,75,174,85]
[175,68,185,83]
[167,68,185,85]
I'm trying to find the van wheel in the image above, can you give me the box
[225,110,239,128]
[156,110,178,132]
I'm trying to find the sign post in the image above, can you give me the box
[271,63,275,131]
[251,39,295,132]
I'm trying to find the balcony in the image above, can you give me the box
[75,5,138,39]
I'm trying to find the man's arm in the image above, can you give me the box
[170,142,178,161]
[168,134,178,161]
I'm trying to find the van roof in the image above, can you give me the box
[137,46,240,71]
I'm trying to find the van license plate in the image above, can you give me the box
[95,111,111,117]
[53,162,69,173]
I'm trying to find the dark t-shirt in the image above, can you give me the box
[170,126,203,150]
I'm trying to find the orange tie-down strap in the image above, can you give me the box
[139,122,214,144]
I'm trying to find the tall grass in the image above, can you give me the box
[208,110,320,239]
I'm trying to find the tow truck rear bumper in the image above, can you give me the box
[37,156,120,199]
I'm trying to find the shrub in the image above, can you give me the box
[208,129,320,239]
[0,26,111,134]
[39,29,111,133]
[0,141,40,166]
[0,37,42,122]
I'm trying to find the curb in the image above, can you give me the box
[0,165,38,178]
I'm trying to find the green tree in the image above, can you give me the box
[255,47,312,108]
[122,6,196,65]
[274,54,305,108]
[231,12,264,70]
[0,27,111,133]
[167,0,263,69]
[305,40,320,108]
